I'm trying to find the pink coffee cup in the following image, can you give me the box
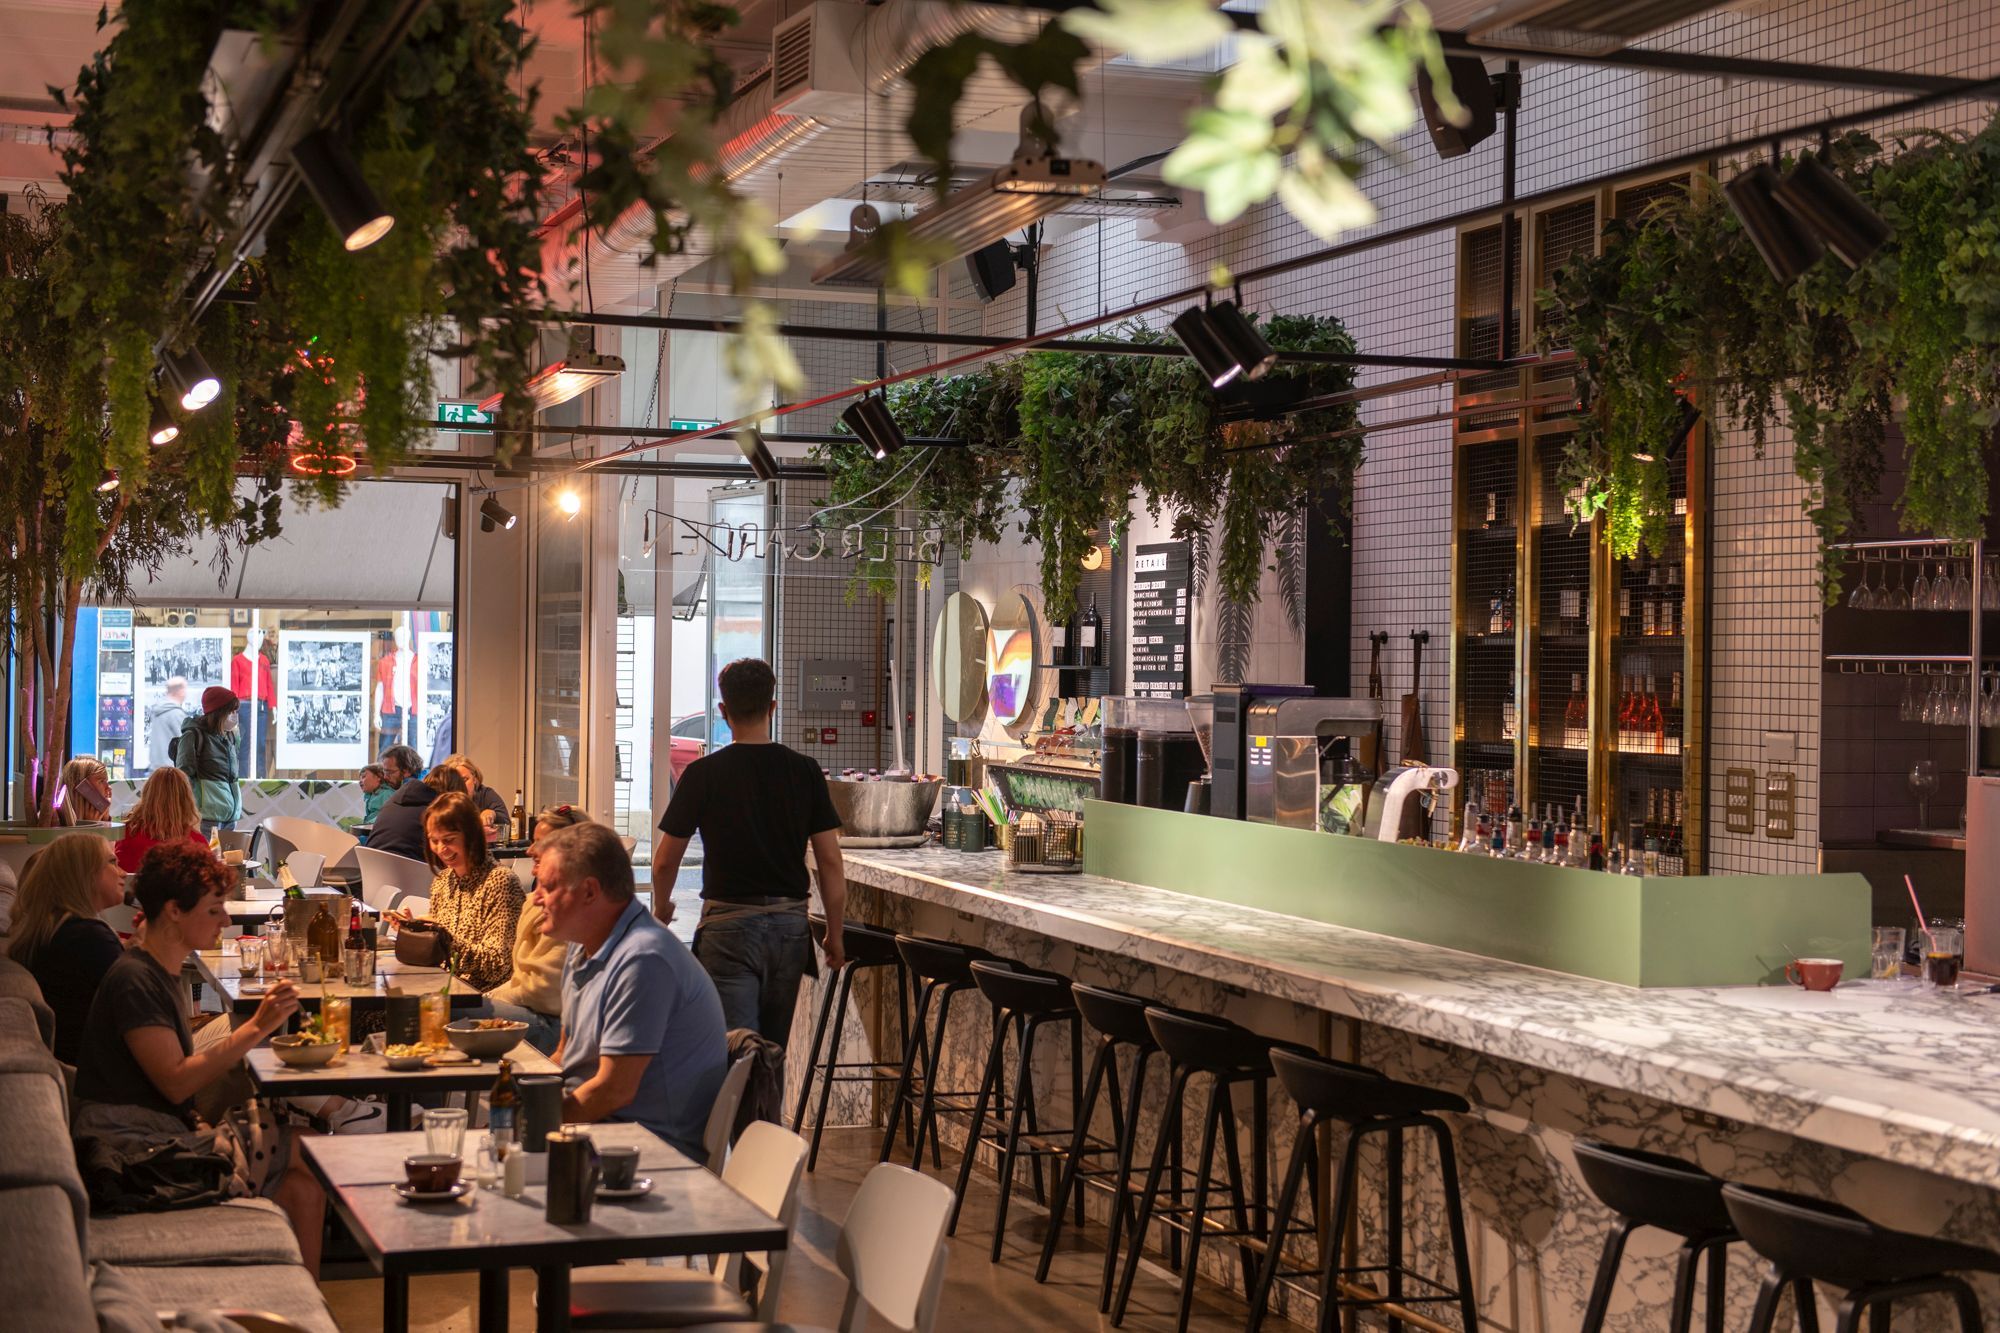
[1785,957,1844,992]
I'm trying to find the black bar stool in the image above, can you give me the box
[1723,1182,2000,1332]
[1035,983,1181,1310]
[791,918,916,1172]
[945,960,1097,1261]
[1245,1046,1478,1333]
[1573,1140,1738,1333]
[1111,1008,1287,1333]
[878,935,998,1170]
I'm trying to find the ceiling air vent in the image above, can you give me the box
[771,11,815,104]
[1464,0,1729,55]
[768,4,866,120]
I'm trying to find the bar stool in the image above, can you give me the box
[947,960,1099,1261]
[1723,1182,2000,1332]
[791,919,916,1173]
[1572,1140,1737,1333]
[879,935,998,1170]
[1035,983,1176,1310]
[1245,1046,1478,1333]
[1111,1008,1288,1333]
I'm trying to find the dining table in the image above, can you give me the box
[192,949,480,1017]
[302,1127,775,1333]
[245,1040,559,1132]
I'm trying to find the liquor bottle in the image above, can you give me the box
[1488,807,1507,857]
[489,1059,518,1146]
[309,899,342,968]
[1588,829,1606,872]
[1078,597,1102,669]
[1552,808,1570,865]
[1523,806,1542,860]
[510,788,527,841]
[1564,673,1588,749]
[343,903,366,974]
[1570,796,1590,866]
[1641,822,1661,876]
[1541,805,1557,861]
[1506,804,1525,858]
[1642,676,1665,754]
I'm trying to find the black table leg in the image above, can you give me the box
[383,1272,410,1333]
[478,1266,511,1333]
[388,1091,412,1133]
[536,1265,571,1333]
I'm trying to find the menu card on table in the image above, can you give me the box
[1131,542,1191,699]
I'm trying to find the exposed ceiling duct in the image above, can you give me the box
[1459,0,1731,55]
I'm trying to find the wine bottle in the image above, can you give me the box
[1078,597,1102,669]
[1642,676,1665,754]
[309,899,341,968]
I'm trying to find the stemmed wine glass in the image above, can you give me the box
[1953,561,1973,612]
[1909,758,1939,829]
[1889,560,1910,609]
[1847,557,1873,610]
[1911,562,1931,611]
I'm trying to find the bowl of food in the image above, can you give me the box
[444,1017,528,1059]
[271,1032,342,1068]
[383,1042,432,1070]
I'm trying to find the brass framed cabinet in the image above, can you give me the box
[1449,171,1708,871]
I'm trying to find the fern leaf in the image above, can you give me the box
[1276,508,1304,637]
[1216,594,1253,684]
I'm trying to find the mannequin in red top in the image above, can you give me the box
[230,628,276,779]
[375,625,419,748]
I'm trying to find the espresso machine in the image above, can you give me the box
[1210,684,1387,827]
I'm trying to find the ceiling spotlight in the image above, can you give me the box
[842,395,905,461]
[162,346,222,412]
[481,333,626,416]
[148,397,179,447]
[96,470,120,494]
[291,128,396,252]
[479,494,517,531]
[1171,306,1241,390]
[554,486,583,519]
[736,428,780,483]
[1206,301,1278,382]
[1725,162,1824,286]
[1771,153,1892,269]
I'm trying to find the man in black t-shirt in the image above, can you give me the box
[656,658,846,1048]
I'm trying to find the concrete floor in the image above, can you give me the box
[320,1125,1295,1332]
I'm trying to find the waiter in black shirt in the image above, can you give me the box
[655,658,847,1047]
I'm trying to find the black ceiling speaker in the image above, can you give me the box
[965,240,1018,302]
[1725,162,1825,286]
[1418,55,1500,159]
[1772,153,1892,269]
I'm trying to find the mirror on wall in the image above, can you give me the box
[931,593,990,724]
[986,589,1041,735]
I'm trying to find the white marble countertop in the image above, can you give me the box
[844,847,2000,1189]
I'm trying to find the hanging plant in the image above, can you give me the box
[815,315,1360,616]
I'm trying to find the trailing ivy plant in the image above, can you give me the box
[814,315,1361,616]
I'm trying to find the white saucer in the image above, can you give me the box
[393,1180,473,1204]
[597,1176,653,1200]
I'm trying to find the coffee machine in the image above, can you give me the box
[1209,684,1386,826]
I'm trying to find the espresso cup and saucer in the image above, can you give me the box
[394,1153,472,1203]
[596,1145,651,1200]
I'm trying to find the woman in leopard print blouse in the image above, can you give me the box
[412,792,524,992]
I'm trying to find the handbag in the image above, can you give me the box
[210,1096,290,1200]
[395,920,450,967]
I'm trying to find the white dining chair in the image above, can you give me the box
[703,1053,755,1175]
[262,815,359,868]
[563,1121,810,1329]
[673,1163,956,1333]
[354,845,432,911]
[283,850,326,889]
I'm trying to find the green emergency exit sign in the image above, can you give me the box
[437,401,496,429]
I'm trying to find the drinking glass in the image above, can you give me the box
[1953,561,1973,611]
[1911,563,1932,610]
[322,993,352,1051]
[342,947,372,986]
[420,992,450,1048]
[423,1108,468,1160]
[1848,558,1875,610]
[1909,759,1939,828]
[1889,560,1910,609]
[265,929,293,978]
[237,937,265,979]
[1983,671,1999,728]
[1986,557,2000,610]
[1871,926,1906,981]
[1900,673,1919,723]
[1923,924,1964,990]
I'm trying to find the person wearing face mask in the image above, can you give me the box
[176,685,243,836]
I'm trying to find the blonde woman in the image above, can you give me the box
[472,804,585,1052]
[57,756,114,825]
[115,766,209,872]
[6,833,127,1063]
[390,791,523,992]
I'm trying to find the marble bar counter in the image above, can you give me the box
[828,847,2000,1332]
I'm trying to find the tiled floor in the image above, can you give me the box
[319,1125,1291,1331]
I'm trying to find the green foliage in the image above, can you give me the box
[815,316,1362,615]
[1538,115,2000,601]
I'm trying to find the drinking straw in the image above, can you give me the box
[1906,874,1936,951]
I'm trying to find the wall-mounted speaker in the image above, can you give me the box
[965,240,1018,303]
[1418,55,1501,159]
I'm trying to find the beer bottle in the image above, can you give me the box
[510,788,527,841]
[489,1059,518,1146]
[343,903,366,976]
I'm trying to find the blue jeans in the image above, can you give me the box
[468,998,562,1056]
[692,909,810,1049]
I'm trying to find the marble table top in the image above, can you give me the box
[244,1041,559,1098]
[305,1126,700,1188]
[195,950,476,1010]
[845,847,2000,1189]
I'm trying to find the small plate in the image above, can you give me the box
[393,1180,473,1204]
[597,1177,653,1201]
[425,1050,473,1066]
[239,983,268,996]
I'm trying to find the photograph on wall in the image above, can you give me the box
[416,631,454,761]
[133,626,228,771]
[276,630,370,771]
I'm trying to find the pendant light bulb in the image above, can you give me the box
[555,486,583,519]
[148,397,180,447]
[291,129,396,252]
[97,470,121,494]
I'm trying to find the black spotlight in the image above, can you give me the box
[842,395,905,461]
[162,346,222,412]
[1417,55,1500,160]
[1725,163,1825,286]
[148,397,179,447]
[1171,306,1240,389]
[966,240,1019,303]
[479,494,517,531]
[1772,153,1892,269]
[1207,300,1278,382]
[737,428,780,482]
[291,129,396,252]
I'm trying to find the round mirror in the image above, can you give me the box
[986,589,1041,734]
[931,593,989,724]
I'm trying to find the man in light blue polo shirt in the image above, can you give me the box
[536,821,728,1161]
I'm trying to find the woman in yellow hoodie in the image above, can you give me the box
[473,803,588,1052]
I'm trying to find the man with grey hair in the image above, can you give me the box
[144,676,189,775]
[537,822,728,1159]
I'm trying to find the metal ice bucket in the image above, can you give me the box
[826,778,943,839]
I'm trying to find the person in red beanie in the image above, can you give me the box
[177,684,243,835]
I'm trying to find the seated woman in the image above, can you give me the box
[114,766,209,872]
[440,752,511,842]
[473,805,586,1053]
[392,791,524,993]
[72,843,325,1272]
[5,833,127,1064]
[57,755,114,825]
[358,763,392,822]
[365,763,465,860]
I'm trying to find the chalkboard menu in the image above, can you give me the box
[1130,541,1191,699]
